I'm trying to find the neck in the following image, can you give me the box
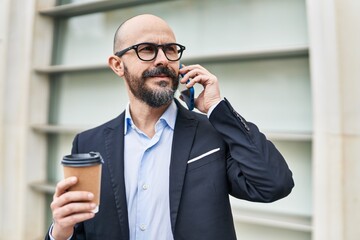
[128,98,171,138]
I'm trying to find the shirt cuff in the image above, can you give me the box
[49,223,73,240]
[207,99,223,118]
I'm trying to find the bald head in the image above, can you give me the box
[113,14,176,53]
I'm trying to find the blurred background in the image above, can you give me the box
[0,0,359,239]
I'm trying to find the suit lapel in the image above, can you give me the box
[169,103,198,232]
[103,113,129,239]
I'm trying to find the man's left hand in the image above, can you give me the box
[179,64,221,113]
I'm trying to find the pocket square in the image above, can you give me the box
[187,148,221,164]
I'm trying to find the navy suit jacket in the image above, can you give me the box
[46,99,294,240]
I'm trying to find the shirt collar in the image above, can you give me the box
[124,101,177,135]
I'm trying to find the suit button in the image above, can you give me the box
[233,110,250,131]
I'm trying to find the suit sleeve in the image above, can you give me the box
[209,98,294,202]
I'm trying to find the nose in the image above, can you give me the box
[154,48,169,66]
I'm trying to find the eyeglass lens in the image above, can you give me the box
[137,43,182,61]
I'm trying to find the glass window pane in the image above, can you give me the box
[49,70,127,126]
[201,57,312,132]
[231,140,312,216]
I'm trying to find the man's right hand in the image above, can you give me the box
[50,177,97,240]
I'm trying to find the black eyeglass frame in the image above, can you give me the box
[114,42,186,61]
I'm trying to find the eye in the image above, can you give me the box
[138,44,156,53]
[164,44,178,54]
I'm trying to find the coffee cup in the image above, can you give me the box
[62,152,104,213]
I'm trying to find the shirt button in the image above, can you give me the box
[140,224,146,231]
[142,184,148,190]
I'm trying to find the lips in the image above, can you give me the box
[152,74,169,78]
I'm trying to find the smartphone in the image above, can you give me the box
[179,64,195,111]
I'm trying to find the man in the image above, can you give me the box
[46,14,294,240]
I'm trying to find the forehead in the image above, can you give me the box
[119,16,176,46]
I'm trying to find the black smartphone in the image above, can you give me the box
[179,64,195,111]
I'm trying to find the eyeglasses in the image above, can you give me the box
[114,42,186,61]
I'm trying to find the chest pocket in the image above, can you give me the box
[186,148,224,172]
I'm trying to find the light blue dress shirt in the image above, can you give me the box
[124,101,177,240]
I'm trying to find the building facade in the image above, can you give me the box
[0,0,359,239]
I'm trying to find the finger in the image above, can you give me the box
[53,201,97,221]
[54,177,78,198]
[180,64,206,73]
[185,74,211,88]
[180,70,204,84]
[179,65,205,82]
[54,211,95,230]
[52,191,94,209]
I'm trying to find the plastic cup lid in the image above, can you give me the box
[62,152,104,167]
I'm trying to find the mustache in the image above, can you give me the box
[142,66,178,80]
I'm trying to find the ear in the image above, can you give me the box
[108,55,124,77]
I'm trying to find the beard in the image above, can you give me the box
[123,64,179,108]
